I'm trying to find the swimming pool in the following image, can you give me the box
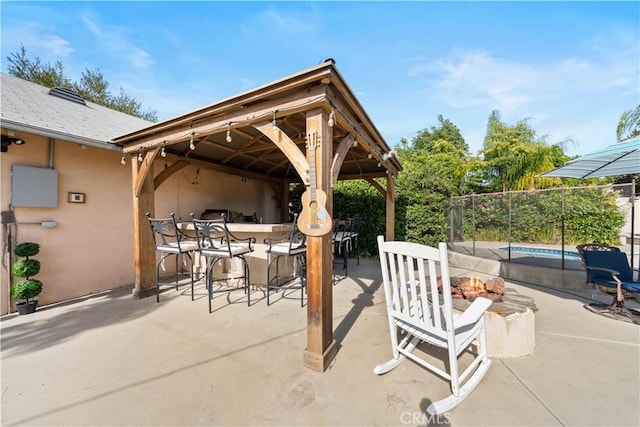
[499,246,581,259]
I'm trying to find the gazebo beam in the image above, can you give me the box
[122,85,327,154]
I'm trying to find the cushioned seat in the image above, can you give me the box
[264,213,306,306]
[578,244,640,323]
[191,213,255,313]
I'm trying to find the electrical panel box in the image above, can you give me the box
[11,165,58,208]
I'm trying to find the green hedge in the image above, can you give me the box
[462,187,626,245]
[333,180,386,257]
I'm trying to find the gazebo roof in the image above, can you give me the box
[113,59,401,182]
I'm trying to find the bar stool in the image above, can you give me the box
[146,213,199,302]
[347,215,362,265]
[264,213,307,306]
[190,213,255,313]
[332,214,351,275]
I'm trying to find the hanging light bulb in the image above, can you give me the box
[368,153,373,159]
[226,122,232,143]
[120,155,126,165]
[272,111,277,129]
[137,151,143,162]
[352,137,358,147]
[328,110,335,127]
[161,145,166,158]
[377,162,381,168]
[189,133,195,151]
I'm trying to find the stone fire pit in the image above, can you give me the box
[443,276,537,358]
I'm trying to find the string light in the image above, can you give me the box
[189,133,195,151]
[120,155,126,165]
[352,138,358,147]
[272,111,277,129]
[377,162,381,168]
[161,143,166,157]
[137,151,143,162]
[328,110,335,127]
[226,122,232,143]
[368,153,373,159]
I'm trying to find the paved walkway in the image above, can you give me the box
[1,258,639,426]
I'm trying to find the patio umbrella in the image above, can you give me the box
[540,135,640,179]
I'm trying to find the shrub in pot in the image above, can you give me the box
[11,242,42,315]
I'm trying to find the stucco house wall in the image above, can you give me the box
[1,131,134,314]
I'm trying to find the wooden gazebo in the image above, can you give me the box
[113,59,402,371]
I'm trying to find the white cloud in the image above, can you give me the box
[79,12,154,69]
[259,6,315,35]
[129,48,154,69]
[80,14,102,36]
[1,22,74,58]
[402,32,638,155]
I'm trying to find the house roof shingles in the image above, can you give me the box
[1,73,152,151]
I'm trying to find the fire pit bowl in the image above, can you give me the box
[442,276,537,358]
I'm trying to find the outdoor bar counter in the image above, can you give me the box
[179,222,295,287]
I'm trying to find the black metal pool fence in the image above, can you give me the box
[448,181,638,269]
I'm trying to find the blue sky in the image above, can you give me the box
[1,1,638,157]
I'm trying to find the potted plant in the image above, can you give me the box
[11,242,43,315]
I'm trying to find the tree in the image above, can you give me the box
[480,110,570,191]
[616,104,640,142]
[397,115,481,194]
[7,45,157,122]
[408,115,469,153]
[393,115,475,245]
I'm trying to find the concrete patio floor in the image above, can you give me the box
[1,258,639,426]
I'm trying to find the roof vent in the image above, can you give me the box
[48,87,86,105]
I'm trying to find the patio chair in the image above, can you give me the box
[576,243,640,323]
[146,213,199,303]
[264,213,307,306]
[332,214,351,275]
[375,236,493,415]
[190,213,255,313]
[346,215,362,265]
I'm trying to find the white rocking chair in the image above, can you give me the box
[374,236,493,415]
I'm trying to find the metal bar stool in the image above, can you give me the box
[332,214,351,275]
[191,213,255,313]
[146,213,199,302]
[264,213,307,306]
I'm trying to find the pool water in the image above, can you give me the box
[499,246,581,260]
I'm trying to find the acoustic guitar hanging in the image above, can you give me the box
[298,131,332,236]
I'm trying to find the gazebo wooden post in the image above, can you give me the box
[303,108,338,372]
[131,157,156,299]
[386,173,395,240]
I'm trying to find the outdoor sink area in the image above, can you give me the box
[1,258,638,426]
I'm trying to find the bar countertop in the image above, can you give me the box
[178,222,291,233]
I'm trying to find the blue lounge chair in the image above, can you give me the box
[577,243,640,324]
